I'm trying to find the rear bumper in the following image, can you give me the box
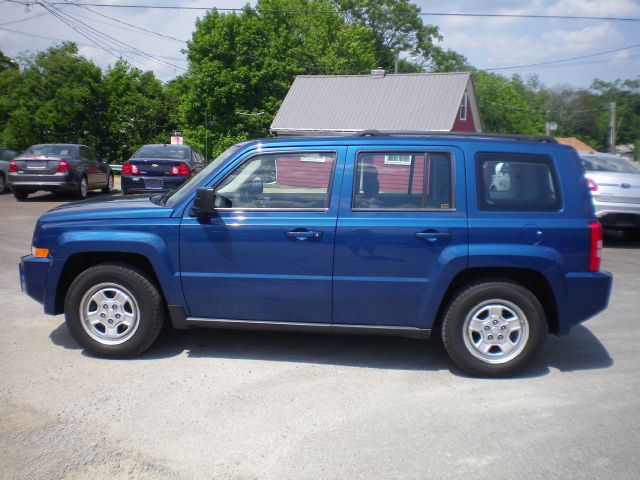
[9,172,77,192]
[596,211,640,229]
[556,271,613,334]
[121,175,188,194]
[19,255,52,306]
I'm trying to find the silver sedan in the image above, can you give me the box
[580,151,640,241]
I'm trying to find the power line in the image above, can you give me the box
[0,12,47,26]
[0,26,187,61]
[34,0,184,79]
[36,1,187,71]
[6,1,640,22]
[483,43,640,72]
[60,0,186,43]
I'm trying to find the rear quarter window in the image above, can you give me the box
[477,152,561,211]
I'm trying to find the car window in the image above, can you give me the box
[477,152,560,211]
[352,151,453,210]
[215,152,337,210]
[25,145,73,156]
[0,149,17,160]
[581,155,640,174]
[133,145,188,159]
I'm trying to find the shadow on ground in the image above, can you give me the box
[50,320,612,378]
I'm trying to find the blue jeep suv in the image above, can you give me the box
[19,133,612,376]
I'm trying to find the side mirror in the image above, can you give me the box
[191,187,216,217]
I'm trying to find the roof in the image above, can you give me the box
[271,72,473,135]
[555,137,595,152]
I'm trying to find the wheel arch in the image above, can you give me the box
[434,267,559,334]
[54,252,164,315]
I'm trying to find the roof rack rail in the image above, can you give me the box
[354,130,558,143]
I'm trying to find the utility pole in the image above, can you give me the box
[609,102,616,154]
[395,54,398,74]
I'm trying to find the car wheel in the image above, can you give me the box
[13,190,30,201]
[442,280,547,377]
[623,229,640,242]
[64,263,164,358]
[76,175,88,199]
[102,173,114,194]
[0,174,5,193]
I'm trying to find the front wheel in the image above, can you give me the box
[64,263,164,357]
[13,190,31,201]
[442,281,547,377]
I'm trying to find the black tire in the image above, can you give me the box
[13,190,30,201]
[0,174,5,193]
[64,263,165,358]
[102,173,114,194]
[76,174,88,199]
[442,280,547,377]
[623,229,640,242]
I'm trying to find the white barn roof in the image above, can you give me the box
[270,71,479,135]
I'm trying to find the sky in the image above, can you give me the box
[0,0,639,88]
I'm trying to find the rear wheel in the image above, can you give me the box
[0,174,5,193]
[102,173,114,194]
[76,175,88,199]
[64,263,164,358]
[442,280,547,377]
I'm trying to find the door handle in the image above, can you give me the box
[286,230,323,241]
[415,231,453,241]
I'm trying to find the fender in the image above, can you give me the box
[43,229,185,315]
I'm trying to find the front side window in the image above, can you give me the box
[477,152,560,211]
[215,152,336,209]
[353,151,453,210]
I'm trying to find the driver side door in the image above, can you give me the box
[179,147,345,324]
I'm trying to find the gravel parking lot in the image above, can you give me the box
[1,187,639,480]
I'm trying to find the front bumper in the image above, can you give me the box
[19,255,52,306]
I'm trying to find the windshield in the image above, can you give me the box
[133,145,188,160]
[582,155,640,174]
[24,145,74,156]
[164,143,246,208]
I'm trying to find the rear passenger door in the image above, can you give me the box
[333,146,468,329]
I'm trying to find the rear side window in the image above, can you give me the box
[353,151,453,210]
[477,152,560,211]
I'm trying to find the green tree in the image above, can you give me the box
[181,0,377,156]
[336,0,462,72]
[102,59,172,162]
[0,43,104,150]
[474,71,545,134]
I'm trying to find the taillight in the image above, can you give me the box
[9,159,16,172]
[56,159,71,173]
[169,162,190,176]
[586,177,598,192]
[589,221,603,272]
[122,161,139,175]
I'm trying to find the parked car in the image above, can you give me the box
[580,151,640,241]
[121,144,206,195]
[0,147,18,192]
[9,144,114,200]
[20,133,612,377]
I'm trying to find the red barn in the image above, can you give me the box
[270,70,481,136]
[268,71,481,189]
